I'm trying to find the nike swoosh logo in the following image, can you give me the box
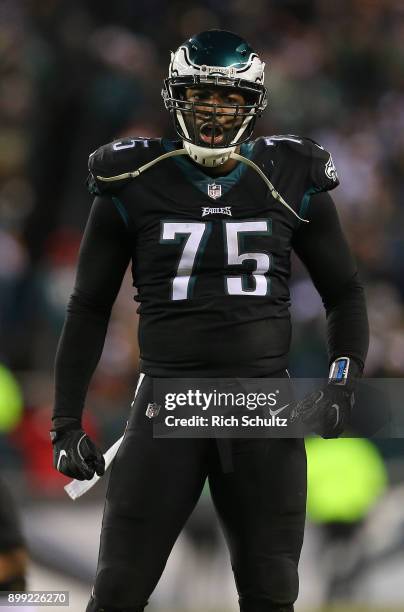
[331,403,340,428]
[316,391,324,403]
[269,403,290,417]
[57,449,67,471]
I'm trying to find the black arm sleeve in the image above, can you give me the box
[292,191,369,371]
[53,196,132,422]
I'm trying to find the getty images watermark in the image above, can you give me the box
[148,378,298,438]
[162,387,289,428]
[140,377,394,439]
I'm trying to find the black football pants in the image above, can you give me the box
[86,376,307,612]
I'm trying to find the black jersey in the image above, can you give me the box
[86,135,339,376]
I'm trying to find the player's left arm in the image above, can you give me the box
[291,191,369,436]
[292,190,369,370]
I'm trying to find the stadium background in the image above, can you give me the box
[1,0,404,610]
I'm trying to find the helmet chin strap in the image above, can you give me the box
[96,148,308,223]
[183,141,236,167]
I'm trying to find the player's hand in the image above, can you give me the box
[289,357,359,439]
[289,384,354,438]
[50,419,105,480]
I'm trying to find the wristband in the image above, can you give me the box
[329,356,350,385]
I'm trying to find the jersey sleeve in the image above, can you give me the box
[292,191,369,369]
[299,137,340,221]
[254,135,339,222]
[278,135,339,193]
[53,196,132,421]
[307,138,339,193]
[87,137,155,196]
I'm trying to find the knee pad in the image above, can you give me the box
[86,595,145,612]
[237,556,298,611]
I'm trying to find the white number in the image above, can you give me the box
[161,220,271,300]
[161,222,207,300]
[264,135,303,146]
[113,138,149,151]
[225,221,271,295]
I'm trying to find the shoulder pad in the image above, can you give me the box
[87,137,162,195]
[256,134,311,153]
[256,134,339,192]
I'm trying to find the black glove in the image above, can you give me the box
[289,357,360,438]
[50,418,105,480]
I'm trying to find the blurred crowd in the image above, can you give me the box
[1,0,404,493]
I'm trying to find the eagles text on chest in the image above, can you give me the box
[201,206,232,217]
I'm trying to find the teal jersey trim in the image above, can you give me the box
[299,186,323,220]
[112,196,129,227]
[162,139,254,197]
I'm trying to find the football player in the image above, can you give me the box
[51,30,368,612]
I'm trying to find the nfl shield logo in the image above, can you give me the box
[145,402,161,418]
[208,183,222,200]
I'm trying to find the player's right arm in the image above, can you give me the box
[51,195,132,480]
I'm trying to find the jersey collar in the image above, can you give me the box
[161,139,254,200]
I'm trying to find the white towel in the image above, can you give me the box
[64,373,145,500]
